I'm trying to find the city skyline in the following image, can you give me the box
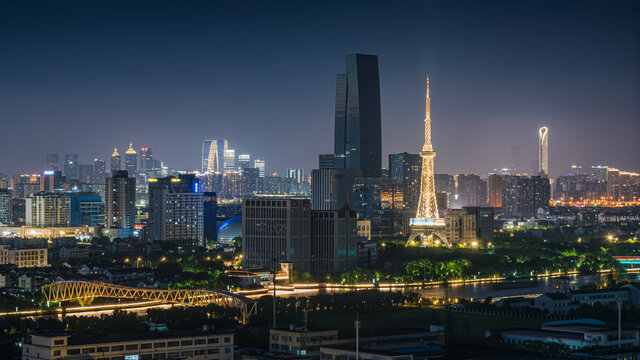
[1,0,639,177]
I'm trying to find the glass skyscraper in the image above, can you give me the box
[334,54,382,178]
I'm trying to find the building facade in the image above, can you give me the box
[23,330,234,360]
[105,170,136,229]
[310,205,358,275]
[242,198,311,272]
[149,175,204,249]
[334,54,382,178]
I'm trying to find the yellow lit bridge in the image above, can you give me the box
[42,281,257,324]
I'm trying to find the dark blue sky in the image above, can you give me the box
[1,0,638,177]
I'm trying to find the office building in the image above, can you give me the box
[69,192,104,226]
[148,174,204,249]
[351,177,403,240]
[202,139,228,173]
[105,170,136,229]
[26,192,71,227]
[318,154,335,169]
[456,174,487,207]
[334,54,382,178]
[311,168,361,211]
[510,145,520,173]
[93,158,106,182]
[539,126,549,176]
[241,168,260,196]
[389,152,421,211]
[238,154,251,172]
[253,159,265,177]
[40,171,65,192]
[23,330,235,360]
[223,149,236,174]
[64,154,79,180]
[242,198,311,272]
[203,192,218,241]
[311,204,358,275]
[0,189,11,225]
[140,146,153,172]
[125,143,138,176]
[45,153,59,171]
[110,148,121,173]
[76,164,92,183]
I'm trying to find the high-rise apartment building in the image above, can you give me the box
[242,198,311,272]
[334,54,382,178]
[538,126,549,176]
[0,189,12,225]
[286,169,304,183]
[456,174,487,207]
[488,174,508,208]
[104,170,136,229]
[202,139,228,173]
[502,175,550,218]
[389,152,421,211]
[26,192,71,227]
[125,143,138,176]
[311,205,358,275]
[148,174,204,250]
[45,154,59,171]
[434,174,455,198]
[254,159,265,177]
[224,149,236,174]
[110,148,121,173]
[64,154,79,180]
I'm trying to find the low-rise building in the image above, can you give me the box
[534,292,576,315]
[0,245,48,268]
[488,319,639,351]
[23,329,235,360]
[270,328,340,357]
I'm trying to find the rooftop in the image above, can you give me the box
[30,329,234,346]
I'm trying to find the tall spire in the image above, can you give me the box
[423,75,432,152]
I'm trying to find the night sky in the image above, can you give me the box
[1,0,639,177]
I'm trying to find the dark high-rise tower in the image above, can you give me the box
[105,170,136,229]
[45,154,59,171]
[334,54,382,178]
[64,154,79,180]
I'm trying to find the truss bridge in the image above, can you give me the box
[42,281,257,324]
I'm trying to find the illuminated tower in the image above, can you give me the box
[407,76,447,247]
[538,126,549,176]
[415,76,439,219]
[125,143,137,176]
[111,148,121,173]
